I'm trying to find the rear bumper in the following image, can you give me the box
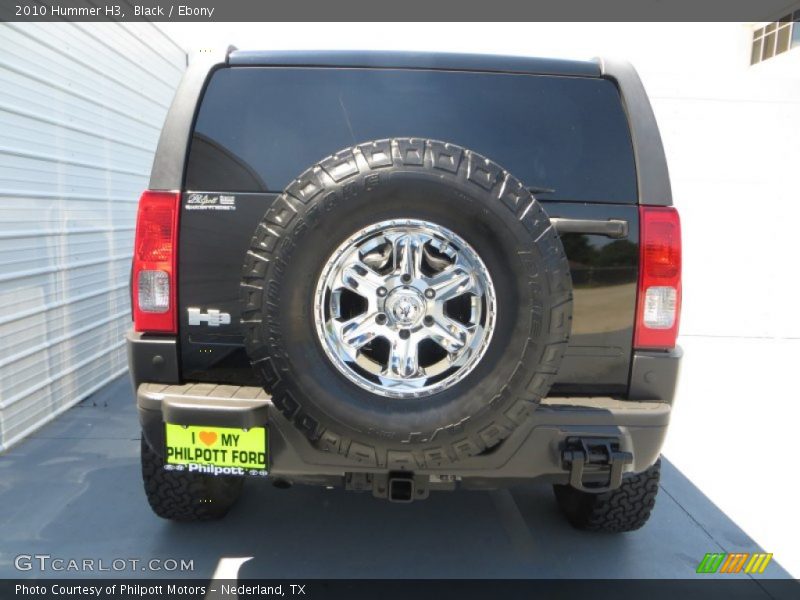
[136,388,674,489]
[129,329,680,489]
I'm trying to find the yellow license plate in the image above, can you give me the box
[165,424,268,475]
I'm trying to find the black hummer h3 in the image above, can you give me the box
[128,49,682,532]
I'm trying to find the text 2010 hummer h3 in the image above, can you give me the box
[128,49,682,531]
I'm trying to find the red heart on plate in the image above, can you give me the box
[198,431,217,446]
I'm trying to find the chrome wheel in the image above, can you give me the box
[314,219,497,398]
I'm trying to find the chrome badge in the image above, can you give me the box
[187,308,231,327]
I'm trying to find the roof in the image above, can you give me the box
[227,50,601,77]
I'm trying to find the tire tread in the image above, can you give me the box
[140,438,243,522]
[553,458,661,533]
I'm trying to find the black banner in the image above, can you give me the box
[0,0,798,22]
[2,579,800,600]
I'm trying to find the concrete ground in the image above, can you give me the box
[0,337,796,589]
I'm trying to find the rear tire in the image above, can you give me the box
[140,438,244,522]
[553,458,661,533]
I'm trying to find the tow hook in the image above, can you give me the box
[561,437,633,493]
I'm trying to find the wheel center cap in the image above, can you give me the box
[385,288,425,326]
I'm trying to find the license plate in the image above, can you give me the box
[165,424,268,476]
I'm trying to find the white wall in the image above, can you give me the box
[643,39,800,339]
[0,23,185,451]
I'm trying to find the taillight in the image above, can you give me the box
[634,206,681,350]
[133,191,180,333]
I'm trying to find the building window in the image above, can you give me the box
[751,12,799,65]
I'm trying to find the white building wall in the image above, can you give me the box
[0,23,185,451]
[639,26,800,340]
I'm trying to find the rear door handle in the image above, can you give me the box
[550,218,629,239]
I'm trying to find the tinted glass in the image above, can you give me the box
[763,32,776,59]
[777,25,790,54]
[188,67,637,203]
[751,37,763,64]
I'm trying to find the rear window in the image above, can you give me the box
[186,67,637,203]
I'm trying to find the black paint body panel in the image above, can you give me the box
[178,192,273,385]
[178,195,638,393]
[544,202,639,395]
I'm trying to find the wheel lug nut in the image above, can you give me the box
[424,288,435,299]
[399,329,410,340]
[423,316,434,327]
[375,313,387,325]
[401,274,412,283]
[377,287,388,297]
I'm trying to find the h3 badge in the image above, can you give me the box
[187,308,231,327]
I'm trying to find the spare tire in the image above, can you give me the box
[240,139,572,468]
